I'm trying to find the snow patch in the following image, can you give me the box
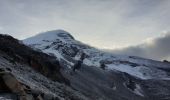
[106,64,169,80]
[134,84,144,97]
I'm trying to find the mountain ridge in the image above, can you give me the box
[23,30,170,80]
[0,30,170,100]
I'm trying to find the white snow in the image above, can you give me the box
[106,64,169,80]
[106,64,150,79]
[24,30,72,44]
[134,84,144,97]
[83,59,100,67]
[43,48,74,67]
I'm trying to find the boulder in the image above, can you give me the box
[0,71,44,100]
[0,71,27,100]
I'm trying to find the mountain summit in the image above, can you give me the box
[24,29,75,45]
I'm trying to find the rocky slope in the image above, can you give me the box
[0,34,89,100]
[22,30,170,100]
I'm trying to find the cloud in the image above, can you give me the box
[0,0,170,49]
[0,0,170,61]
[109,32,170,61]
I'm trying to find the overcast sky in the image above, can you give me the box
[0,0,170,60]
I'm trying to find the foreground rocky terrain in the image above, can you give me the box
[0,30,170,100]
[0,34,88,100]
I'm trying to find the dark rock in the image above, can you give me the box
[0,34,69,85]
[163,60,169,63]
[0,71,27,100]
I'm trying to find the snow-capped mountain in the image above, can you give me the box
[23,30,170,80]
[24,30,91,66]
[22,30,170,100]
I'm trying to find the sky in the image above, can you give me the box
[0,0,170,60]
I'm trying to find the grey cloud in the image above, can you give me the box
[0,0,170,49]
[110,33,170,61]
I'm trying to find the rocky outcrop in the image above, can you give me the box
[0,70,44,100]
[0,34,90,100]
[0,34,69,85]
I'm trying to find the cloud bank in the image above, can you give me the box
[109,32,170,61]
[0,0,170,49]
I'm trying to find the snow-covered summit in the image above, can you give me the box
[24,29,74,45]
[23,29,91,66]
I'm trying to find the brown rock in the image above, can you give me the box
[0,72,27,100]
